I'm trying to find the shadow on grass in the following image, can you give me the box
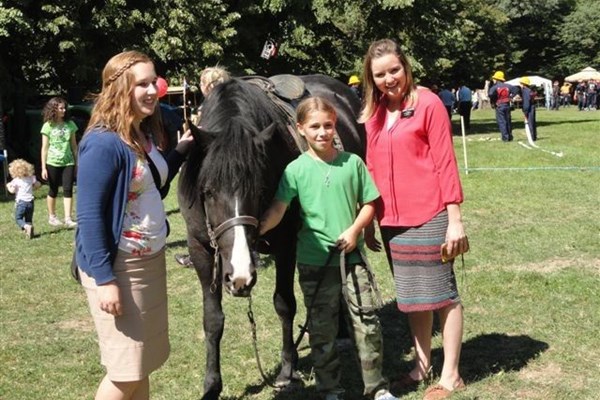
[456,332,549,383]
[224,300,414,400]
[226,304,548,399]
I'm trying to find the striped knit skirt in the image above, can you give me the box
[381,210,460,313]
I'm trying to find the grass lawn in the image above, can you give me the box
[1,106,598,399]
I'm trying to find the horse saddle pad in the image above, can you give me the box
[269,74,306,101]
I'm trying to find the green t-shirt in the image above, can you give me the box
[41,120,78,167]
[276,151,380,267]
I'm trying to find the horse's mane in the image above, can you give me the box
[182,78,290,204]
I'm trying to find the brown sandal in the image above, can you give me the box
[423,378,466,400]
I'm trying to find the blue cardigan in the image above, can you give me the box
[75,128,185,285]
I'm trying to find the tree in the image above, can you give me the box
[556,0,600,75]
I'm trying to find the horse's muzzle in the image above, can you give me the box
[224,271,257,297]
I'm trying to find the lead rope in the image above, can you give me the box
[246,248,338,389]
[339,250,384,313]
[203,201,220,293]
[247,295,279,389]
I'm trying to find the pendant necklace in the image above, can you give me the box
[323,163,333,187]
[312,151,336,187]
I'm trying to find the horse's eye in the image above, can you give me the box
[203,188,214,199]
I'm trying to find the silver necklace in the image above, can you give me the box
[312,152,336,187]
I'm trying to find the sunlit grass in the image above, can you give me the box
[1,107,598,399]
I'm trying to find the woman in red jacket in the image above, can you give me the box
[360,39,469,400]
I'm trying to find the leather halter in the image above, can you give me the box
[212,216,258,240]
[203,201,259,293]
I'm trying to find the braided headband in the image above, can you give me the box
[106,58,140,85]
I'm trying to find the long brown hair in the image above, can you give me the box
[86,50,165,155]
[42,97,70,124]
[358,39,418,123]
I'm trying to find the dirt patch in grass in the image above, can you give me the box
[58,317,94,332]
[519,362,563,386]
[520,361,586,392]
[508,257,600,274]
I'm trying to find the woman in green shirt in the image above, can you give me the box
[40,97,78,228]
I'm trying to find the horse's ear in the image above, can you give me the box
[255,122,279,145]
[189,122,213,152]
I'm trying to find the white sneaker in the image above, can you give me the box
[49,215,63,226]
[374,389,399,400]
[64,218,77,229]
[24,224,33,239]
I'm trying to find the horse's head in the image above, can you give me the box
[201,184,260,297]
[189,115,280,297]
[181,79,294,296]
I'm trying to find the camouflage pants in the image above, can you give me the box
[298,263,388,398]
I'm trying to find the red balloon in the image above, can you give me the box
[156,77,168,98]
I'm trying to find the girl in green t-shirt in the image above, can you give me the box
[260,97,397,400]
[40,97,78,228]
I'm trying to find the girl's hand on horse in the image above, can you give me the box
[175,128,194,155]
[97,281,123,316]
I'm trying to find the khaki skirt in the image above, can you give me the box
[80,248,170,381]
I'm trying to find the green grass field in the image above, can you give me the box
[1,107,599,399]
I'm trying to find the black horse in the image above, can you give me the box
[178,75,364,400]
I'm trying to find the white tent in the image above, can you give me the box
[565,66,600,82]
[506,75,553,109]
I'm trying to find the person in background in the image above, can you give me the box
[75,50,193,400]
[456,84,472,131]
[437,86,455,121]
[575,80,587,111]
[519,77,537,141]
[551,80,560,110]
[174,65,231,268]
[40,96,78,228]
[560,82,572,107]
[6,158,41,239]
[488,71,516,142]
[348,75,362,100]
[260,97,398,400]
[360,39,469,400]
[586,79,597,111]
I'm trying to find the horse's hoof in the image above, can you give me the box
[274,371,304,390]
[273,377,304,393]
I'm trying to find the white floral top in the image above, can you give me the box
[118,143,168,256]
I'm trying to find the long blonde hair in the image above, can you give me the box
[86,50,165,155]
[358,39,418,123]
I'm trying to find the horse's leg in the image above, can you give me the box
[273,240,301,386]
[190,240,225,400]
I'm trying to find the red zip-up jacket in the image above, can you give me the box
[365,88,463,227]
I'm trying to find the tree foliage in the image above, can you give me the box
[0,0,598,105]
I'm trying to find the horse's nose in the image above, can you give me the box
[228,273,253,291]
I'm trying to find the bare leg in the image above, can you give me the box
[95,374,145,400]
[407,310,433,380]
[64,197,73,220]
[437,303,463,389]
[47,196,56,217]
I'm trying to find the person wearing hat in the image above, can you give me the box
[348,75,362,100]
[519,76,537,141]
[488,71,517,141]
